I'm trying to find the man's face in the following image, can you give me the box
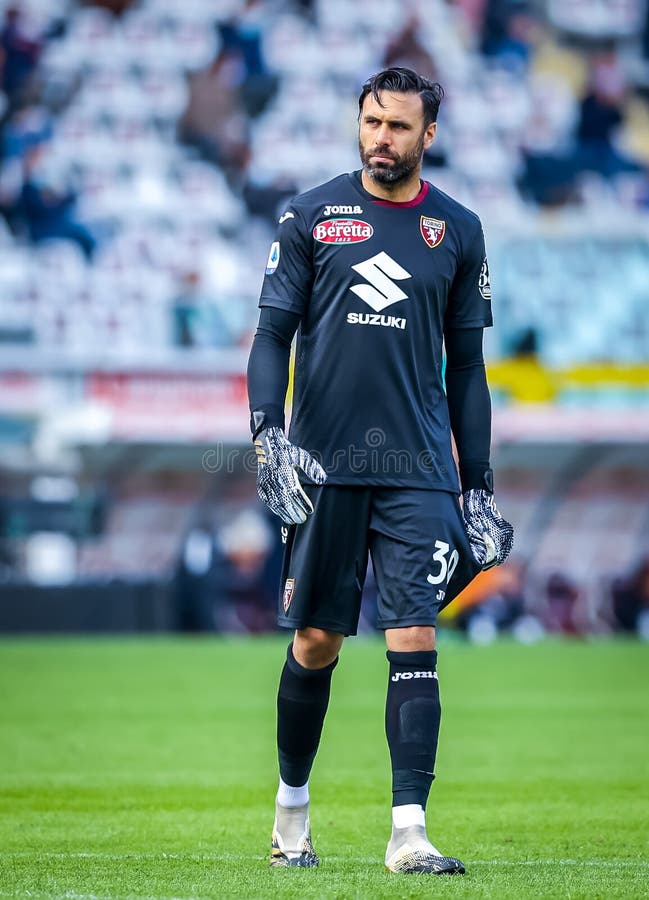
[358,90,436,185]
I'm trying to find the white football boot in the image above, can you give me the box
[270,801,319,868]
[385,824,465,875]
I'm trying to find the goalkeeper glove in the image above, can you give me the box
[462,486,514,570]
[254,426,327,525]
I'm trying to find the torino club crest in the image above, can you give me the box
[283,578,295,612]
[420,216,446,248]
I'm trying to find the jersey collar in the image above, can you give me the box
[350,170,430,208]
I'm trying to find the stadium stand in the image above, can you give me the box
[0,0,648,635]
[0,0,648,364]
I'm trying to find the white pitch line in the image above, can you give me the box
[0,852,257,861]
[1,852,648,868]
[471,860,649,868]
[0,891,201,900]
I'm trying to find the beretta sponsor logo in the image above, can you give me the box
[313,219,373,244]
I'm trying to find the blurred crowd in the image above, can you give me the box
[0,0,647,637]
[478,0,649,207]
[0,0,647,359]
[173,507,649,641]
[0,454,647,639]
[0,5,96,256]
[439,555,649,643]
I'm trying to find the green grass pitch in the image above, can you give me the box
[1,636,648,899]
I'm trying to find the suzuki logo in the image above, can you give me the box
[350,251,412,313]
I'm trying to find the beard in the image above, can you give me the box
[359,130,426,186]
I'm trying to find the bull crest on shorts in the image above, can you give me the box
[420,216,446,248]
[283,578,295,612]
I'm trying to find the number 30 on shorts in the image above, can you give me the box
[426,540,459,586]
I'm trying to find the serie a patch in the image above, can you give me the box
[283,578,295,612]
[266,241,280,274]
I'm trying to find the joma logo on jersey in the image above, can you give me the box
[314,219,373,244]
[347,312,406,329]
[323,204,362,215]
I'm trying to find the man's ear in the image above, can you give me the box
[423,122,437,150]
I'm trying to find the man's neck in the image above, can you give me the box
[360,168,423,203]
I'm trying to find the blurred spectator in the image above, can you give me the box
[518,152,578,206]
[178,50,251,185]
[510,325,539,357]
[521,52,646,204]
[242,173,299,223]
[17,147,97,258]
[383,20,446,168]
[454,560,536,643]
[213,508,277,632]
[0,4,66,109]
[171,269,234,349]
[542,571,583,635]
[217,0,279,119]
[455,0,489,33]
[0,5,42,107]
[384,16,438,81]
[0,101,52,233]
[611,557,649,636]
[175,520,218,631]
[574,53,643,179]
[292,0,317,25]
[175,506,281,633]
[481,0,539,72]
[2,99,51,160]
[81,0,134,15]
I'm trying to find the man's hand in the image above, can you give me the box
[462,489,514,570]
[254,426,327,524]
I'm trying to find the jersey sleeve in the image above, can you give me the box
[445,217,494,331]
[258,206,313,316]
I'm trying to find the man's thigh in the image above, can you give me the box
[370,488,481,630]
[278,485,373,636]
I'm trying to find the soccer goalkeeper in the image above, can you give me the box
[246,66,513,876]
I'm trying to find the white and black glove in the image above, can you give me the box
[463,488,514,570]
[254,426,327,525]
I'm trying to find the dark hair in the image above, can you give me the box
[358,67,444,126]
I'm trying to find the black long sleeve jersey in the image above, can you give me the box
[253,170,493,491]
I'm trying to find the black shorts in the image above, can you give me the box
[278,486,481,636]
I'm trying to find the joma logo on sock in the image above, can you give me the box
[391,671,438,681]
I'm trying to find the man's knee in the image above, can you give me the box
[385,625,436,652]
[293,627,344,669]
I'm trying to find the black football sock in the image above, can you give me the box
[277,642,338,788]
[385,649,441,810]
